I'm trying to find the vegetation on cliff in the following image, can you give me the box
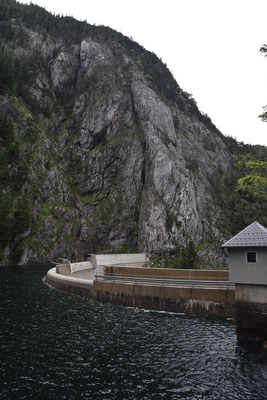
[0,0,266,267]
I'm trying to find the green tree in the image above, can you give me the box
[259,44,267,121]
[180,240,199,269]
[237,45,267,200]
[237,160,267,200]
[0,51,15,95]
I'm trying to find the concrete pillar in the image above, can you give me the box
[56,259,71,276]
[236,284,267,346]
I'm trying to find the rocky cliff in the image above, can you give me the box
[0,0,266,267]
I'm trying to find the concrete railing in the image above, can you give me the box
[91,253,148,275]
[47,267,93,287]
[95,274,234,289]
[56,259,95,279]
[56,254,149,279]
[104,266,229,281]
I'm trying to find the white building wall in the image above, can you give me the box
[229,247,267,284]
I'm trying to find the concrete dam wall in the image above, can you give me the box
[46,265,235,318]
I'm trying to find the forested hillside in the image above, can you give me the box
[0,0,266,267]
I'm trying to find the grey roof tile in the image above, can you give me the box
[222,221,267,248]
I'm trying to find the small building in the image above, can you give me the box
[222,221,267,284]
[222,221,267,345]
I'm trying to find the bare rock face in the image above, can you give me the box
[0,10,231,267]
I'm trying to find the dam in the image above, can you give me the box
[46,254,236,319]
[46,221,267,347]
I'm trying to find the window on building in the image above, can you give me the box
[247,252,257,263]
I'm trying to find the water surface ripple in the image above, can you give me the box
[1,266,267,399]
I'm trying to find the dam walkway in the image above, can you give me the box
[47,258,236,319]
[95,273,235,290]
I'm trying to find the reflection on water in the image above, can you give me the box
[1,266,267,399]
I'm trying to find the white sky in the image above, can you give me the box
[18,0,267,146]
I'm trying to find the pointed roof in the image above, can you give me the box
[222,221,267,248]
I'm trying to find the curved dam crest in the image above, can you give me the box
[46,261,236,318]
[48,223,267,346]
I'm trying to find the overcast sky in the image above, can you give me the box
[19,0,267,146]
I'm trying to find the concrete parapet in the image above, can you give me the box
[46,267,94,298]
[56,260,95,279]
[105,266,229,281]
[70,261,95,279]
[71,269,95,279]
[71,261,93,273]
[91,254,148,275]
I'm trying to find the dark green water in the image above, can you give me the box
[1,266,267,400]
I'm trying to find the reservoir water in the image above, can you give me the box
[1,265,267,400]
